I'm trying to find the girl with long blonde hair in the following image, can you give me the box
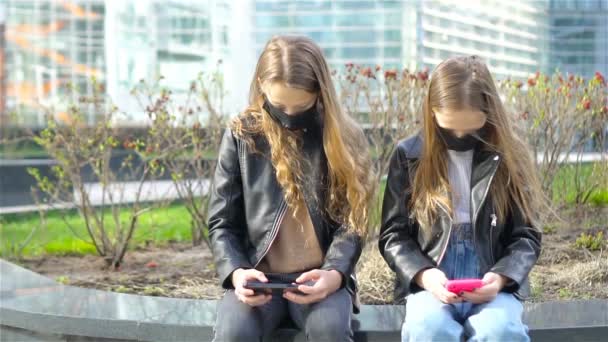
[208,35,374,341]
[379,55,544,341]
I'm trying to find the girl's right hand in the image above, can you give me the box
[415,268,462,304]
[231,268,272,307]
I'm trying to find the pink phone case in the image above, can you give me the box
[445,279,484,293]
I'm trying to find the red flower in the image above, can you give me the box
[417,68,429,81]
[384,69,398,80]
[146,261,158,268]
[595,71,606,85]
[582,100,591,110]
[558,76,564,84]
[527,77,536,87]
[602,106,608,114]
[375,65,382,72]
[360,67,375,79]
[568,74,575,82]
[123,140,135,149]
[514,81,523,89]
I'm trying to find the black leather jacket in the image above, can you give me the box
[208,126,362,311]
[379,134,542,303]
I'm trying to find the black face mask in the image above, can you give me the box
[263,97,318,131]
[437,125,488,151]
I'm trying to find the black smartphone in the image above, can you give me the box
[243,281,309,295]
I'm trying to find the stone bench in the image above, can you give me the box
[1,260,606,341]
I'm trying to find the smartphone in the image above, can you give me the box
[244,281,298,291]
[445,279,484,293]
[243,281,302,295]
[243,281,315,295]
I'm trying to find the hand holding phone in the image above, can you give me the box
[231,268,273,307]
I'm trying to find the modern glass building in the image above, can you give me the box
[253,0,413,72]
[2,0,605,127]
[251,0,549,80]
[2,0,232,126]
[417,0,549,80]
[1,2,6,122]
[548,0,608,78]
[3,0,106,126]
[105,0,232,121]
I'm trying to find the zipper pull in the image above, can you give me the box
[490,213,497,227]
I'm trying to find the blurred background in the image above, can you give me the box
[0,0,606,127]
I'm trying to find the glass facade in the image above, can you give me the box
[252,0,551,80]
[1,0,605,127]
[253,0,411,71]
[548,0,608,78]
[418,0,549,80]
[3,0,231,126]
[105,1,231,120]
[3,0,106,126]
[1,2,6,121]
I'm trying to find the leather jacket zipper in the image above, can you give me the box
[472,155,500,269]
[489,213,497,264]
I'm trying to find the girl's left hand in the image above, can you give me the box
[283,269,343,304]
[460,272,508,304]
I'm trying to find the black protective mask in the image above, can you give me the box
[437,125,488,151]
[263,97,318,131]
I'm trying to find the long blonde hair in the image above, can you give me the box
[231,35,375,236]
[411,55,546,232]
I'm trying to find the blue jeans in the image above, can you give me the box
[402,223,529,342]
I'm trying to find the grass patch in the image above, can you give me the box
[590,190,608,206]
[551,162,608,206]
[0,203,193,258]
